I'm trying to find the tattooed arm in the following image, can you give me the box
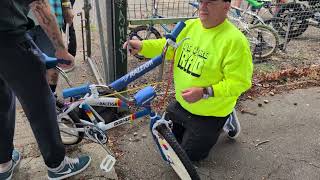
[29,0,65,51]
[29,0,74,68]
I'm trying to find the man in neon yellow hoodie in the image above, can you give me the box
[125,0,253,161]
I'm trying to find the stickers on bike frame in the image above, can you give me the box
[116,99,128,108]
[82,104,95,120]
[86,97,128,108]
[159,138,169,151]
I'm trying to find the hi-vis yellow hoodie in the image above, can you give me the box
[140,19,253,117]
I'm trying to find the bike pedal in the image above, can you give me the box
[100,154,116,173]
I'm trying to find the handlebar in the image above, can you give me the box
[43,53,71,69]
[164,21,186,42]
[63,84,91,98]
[24,33,71,69]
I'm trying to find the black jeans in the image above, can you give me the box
[166,101,229,161]
[63,23,77,57]
[62,0,77,56]
[0,37,65,168]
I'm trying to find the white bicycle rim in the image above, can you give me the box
[158,138,192,180]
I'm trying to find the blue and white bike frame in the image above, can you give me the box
[57,21,186,172]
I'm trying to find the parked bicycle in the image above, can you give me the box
[53,22,201,180]
[271,0,320,38]
[187,1,279,59]
[128,0,197,60]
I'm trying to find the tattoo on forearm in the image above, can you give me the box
[29,0,65,51]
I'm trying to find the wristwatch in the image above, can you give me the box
[202,87,209,99]
[202,86,213,99]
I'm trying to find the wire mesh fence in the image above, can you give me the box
[228,0,319,51]
[127,0,197,20]
[268,0,320,41]
[86,0,319,83]
[87,0,108,84]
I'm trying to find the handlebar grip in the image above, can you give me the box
[43,53,58,69]
[62,84,91,98]
[165,21,186,42]
[43,53,71,69]
[134,86,156,106]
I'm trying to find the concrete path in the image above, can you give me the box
[115,87,320,180]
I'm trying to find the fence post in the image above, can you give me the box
[105,0,128,84]
[83,0,91,57]
[113,0,128,80]
[105,1,114,84]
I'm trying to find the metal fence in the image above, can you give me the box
[127,0,196,20]
[85,0,108,84]
[237,0,320,50]
[87,0,319,83]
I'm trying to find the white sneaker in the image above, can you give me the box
[223,109,241,139]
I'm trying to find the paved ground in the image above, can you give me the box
[115,87,320,180]
[13,86,320,180]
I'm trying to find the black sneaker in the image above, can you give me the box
[47,155,91,180]
[223,109,241,139]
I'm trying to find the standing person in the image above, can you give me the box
[124,0,253,161]
[0,0,91,180]
[62,0,77,60]
[28,0,75,93]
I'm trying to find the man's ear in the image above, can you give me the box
[224,2,231,11]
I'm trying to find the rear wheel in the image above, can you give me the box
[156,124,200,180]
[129,25,162,60]
[272,3,309,38]
[244,24,279,59]
[56,100,84,145]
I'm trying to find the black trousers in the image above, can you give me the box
[0,37,65,168]
[62,0,77,56]
[166,101,229,161]
[64,23,77,57]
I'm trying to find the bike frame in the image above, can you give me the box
[59,85,152,132]
[60,21,186,164]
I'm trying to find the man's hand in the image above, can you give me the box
[123,40,142,55]
[181,87,204,103]
[63,8,74,24]
[55,49,75,68]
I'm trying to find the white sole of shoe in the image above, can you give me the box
[229,109,241,139]
[5,152,21,180]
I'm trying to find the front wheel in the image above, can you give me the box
[244,24,279,59]
[272,3,309,38]
[129,25,162,60]
[156,124,200,180]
